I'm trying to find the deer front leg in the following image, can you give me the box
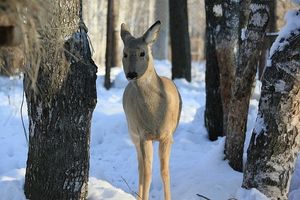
[134,143,144,200]
[140,139,153,200]
[159,137,173,200]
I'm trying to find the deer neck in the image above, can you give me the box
[132,58,161,95]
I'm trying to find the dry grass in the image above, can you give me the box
[15,0,50,94]
[0,0,81,96]
[0,0,48,80]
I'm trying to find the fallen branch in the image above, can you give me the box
[121,176,142,200]
[196,193,211,200]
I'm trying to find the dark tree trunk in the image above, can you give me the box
[0,1,23,76]
[0,0,22,47]
[243,15,300,199]
[215,0,250,135]
[0,26,21,46]
[24,1,97,199]
[204,0,223,141]
[169,0,191,82]
[225,0,271,172]
[111,0,120,68]
[104,0,117,89]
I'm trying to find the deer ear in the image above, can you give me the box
[143,20,161,45]
[120,23,132,44]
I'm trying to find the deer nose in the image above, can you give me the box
[126,72,138,80]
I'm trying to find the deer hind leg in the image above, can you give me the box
[140,139,153,200]
[159,137,173,200]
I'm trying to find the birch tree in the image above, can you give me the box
[243,9,300,199]
[204,0,250,140]
[257,0,276,79]
[152,0,169,60]
[24,1,97,199]
[225,0,271,171]
[215,0,250,134]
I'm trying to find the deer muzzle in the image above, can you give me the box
[126,72,138,80]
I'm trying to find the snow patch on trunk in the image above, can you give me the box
[254,113,266,135]
[270,9,300,58]
[241,28,246,41]
[213,4,223,17]
[249,12,269,27]
[275,80,286,93]
[249,3,269,13]
[30,102,43,137]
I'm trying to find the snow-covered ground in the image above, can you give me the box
[0,60,299,200]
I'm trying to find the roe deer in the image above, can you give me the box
[121,21,182,200]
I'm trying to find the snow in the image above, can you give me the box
[213,4,223,17]
[241,28,246,41]
[249,12,269,27]
[254,112,266,137]
[269,9,300,59]
[1,60,300,200]
[249,3,269,13]
[290,155,300,200]
[236,188,269,200]
[293,0,300,5]
[275,80,287,93]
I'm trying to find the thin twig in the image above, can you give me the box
[21,88,28,145]
[121,176,142,200]
[197,193,211,200]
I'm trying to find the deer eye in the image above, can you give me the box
[123,52,128,58]
[140,52,145,57]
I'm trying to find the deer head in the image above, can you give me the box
[120,21,161,81]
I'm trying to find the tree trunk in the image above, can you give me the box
[204,0,223,141]
[215,0,250,135]
[82,0,107,66]
[105,0,119,89]
[169,0,191,82]
[258,1,276,80]
[225,0,271,172]
[152,0,169,60]
[148,0,155,27]
[111,0,120,68]
[243,17,300,199]
[24,1,97,199]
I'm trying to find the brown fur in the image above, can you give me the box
[121,21,182,200]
